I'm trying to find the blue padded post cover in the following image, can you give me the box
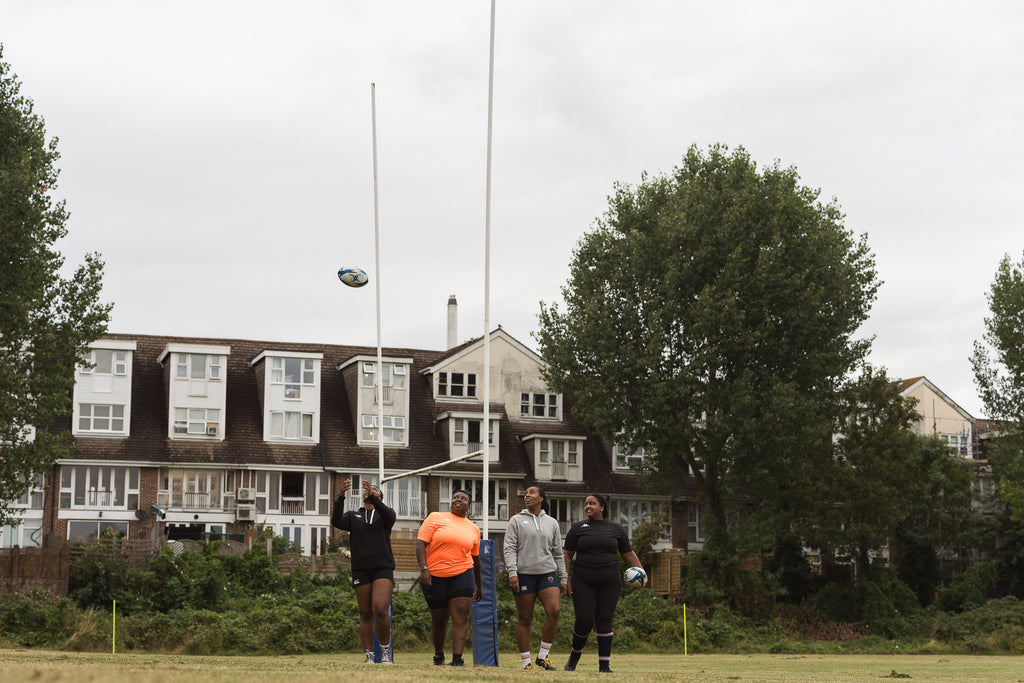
[472,538,499,666]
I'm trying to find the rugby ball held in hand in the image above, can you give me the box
[338,267,369,288]
[624,566,647,587]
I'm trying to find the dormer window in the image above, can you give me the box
[80,349,127,376]
[361,415,405,443]
[521,392,558,418]
[272,357,315,399]
[614,444,649,470]
[453,418,494,449]
[362,362,407,389]
[439,371,476,398]
[174,408,220,437]
[79,404,125,433]
[271,411,313,439]
[527,435,583,481]
[175,353,223,381]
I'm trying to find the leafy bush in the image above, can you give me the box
[0,590,83,647]
[937,561,998,613]
[933,596,1024,653]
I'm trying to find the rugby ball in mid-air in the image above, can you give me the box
[623,566,647,588]
[338,267,369,288]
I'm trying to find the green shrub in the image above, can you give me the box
[937,561,998,613]
[0,591,83,647]
[933,596,1024,653]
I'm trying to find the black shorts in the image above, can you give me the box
[421,567,476,609]
[351,567,394,589]
[516,571,560,595]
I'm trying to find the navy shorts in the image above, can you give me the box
[516,571,560,595]
[351,566,394,589]
[421,567,476,609]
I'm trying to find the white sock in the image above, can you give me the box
[521,652,532,668]
[539,641,552,660]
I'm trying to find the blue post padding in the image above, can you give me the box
[372,598,392,663]
[472,538,500,666]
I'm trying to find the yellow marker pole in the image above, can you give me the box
[112,599,116,654]
[683,603,688,655]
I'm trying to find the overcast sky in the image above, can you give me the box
[5,1,1023,418]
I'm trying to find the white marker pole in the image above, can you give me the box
[371,83,385,487]
[481,0,496,542]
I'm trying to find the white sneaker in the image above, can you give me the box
[381,645,393,665]
[365,650,374,664]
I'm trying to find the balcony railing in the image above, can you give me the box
[86,490,112,506]
[281,498,305,515]
[182,492,211,510]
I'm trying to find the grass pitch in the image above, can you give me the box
[2,650,1023,682]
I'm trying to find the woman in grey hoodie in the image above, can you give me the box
[503,485,568,670]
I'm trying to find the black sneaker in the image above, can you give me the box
[450,656,465,667]
[536,656,556,670]
[433,654,445,666]
[599,663,613,673]
[564,652,581,672]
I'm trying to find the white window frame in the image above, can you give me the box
[362,362,407,389]
[521,392,559,419]
[59,465,140,510]
[438,371,477,398]
[687,501,704,543]
[157,468,224,509]
[175,353,222,381]
[452,418,493,447]
[533,437,583,481]
[270,411,314,439]
[272,357,316,400]
[614,444,649,470]
[1,518,43,548]
[360,414,406,444]
[10,473,45,509]
[78,403,126,433]
[344,473,424,519]
[67,520,129,542]
[173,407,221,437]
[80,349,127,376]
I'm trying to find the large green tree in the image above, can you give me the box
[536,144,879,567]
[0,46,111,524]
[972,252,1024,523]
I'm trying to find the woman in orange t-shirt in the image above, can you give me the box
[416,489,482,667]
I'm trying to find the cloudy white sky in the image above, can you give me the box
[5,1,1023,418]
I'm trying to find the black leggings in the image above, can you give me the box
[570,565,621,634]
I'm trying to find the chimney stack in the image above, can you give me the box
[446,295,458,349]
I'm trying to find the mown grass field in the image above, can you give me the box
[2,650,1023,682]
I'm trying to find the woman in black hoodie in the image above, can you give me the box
[331,478,397,664]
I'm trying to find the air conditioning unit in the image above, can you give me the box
[237,487,256,502]
[236,505,256,521]
[206,425,218,436]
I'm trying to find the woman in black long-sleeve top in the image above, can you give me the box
[562,493,646,673]
[331,478,397,664]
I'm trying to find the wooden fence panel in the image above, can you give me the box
[0,545,70,596]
